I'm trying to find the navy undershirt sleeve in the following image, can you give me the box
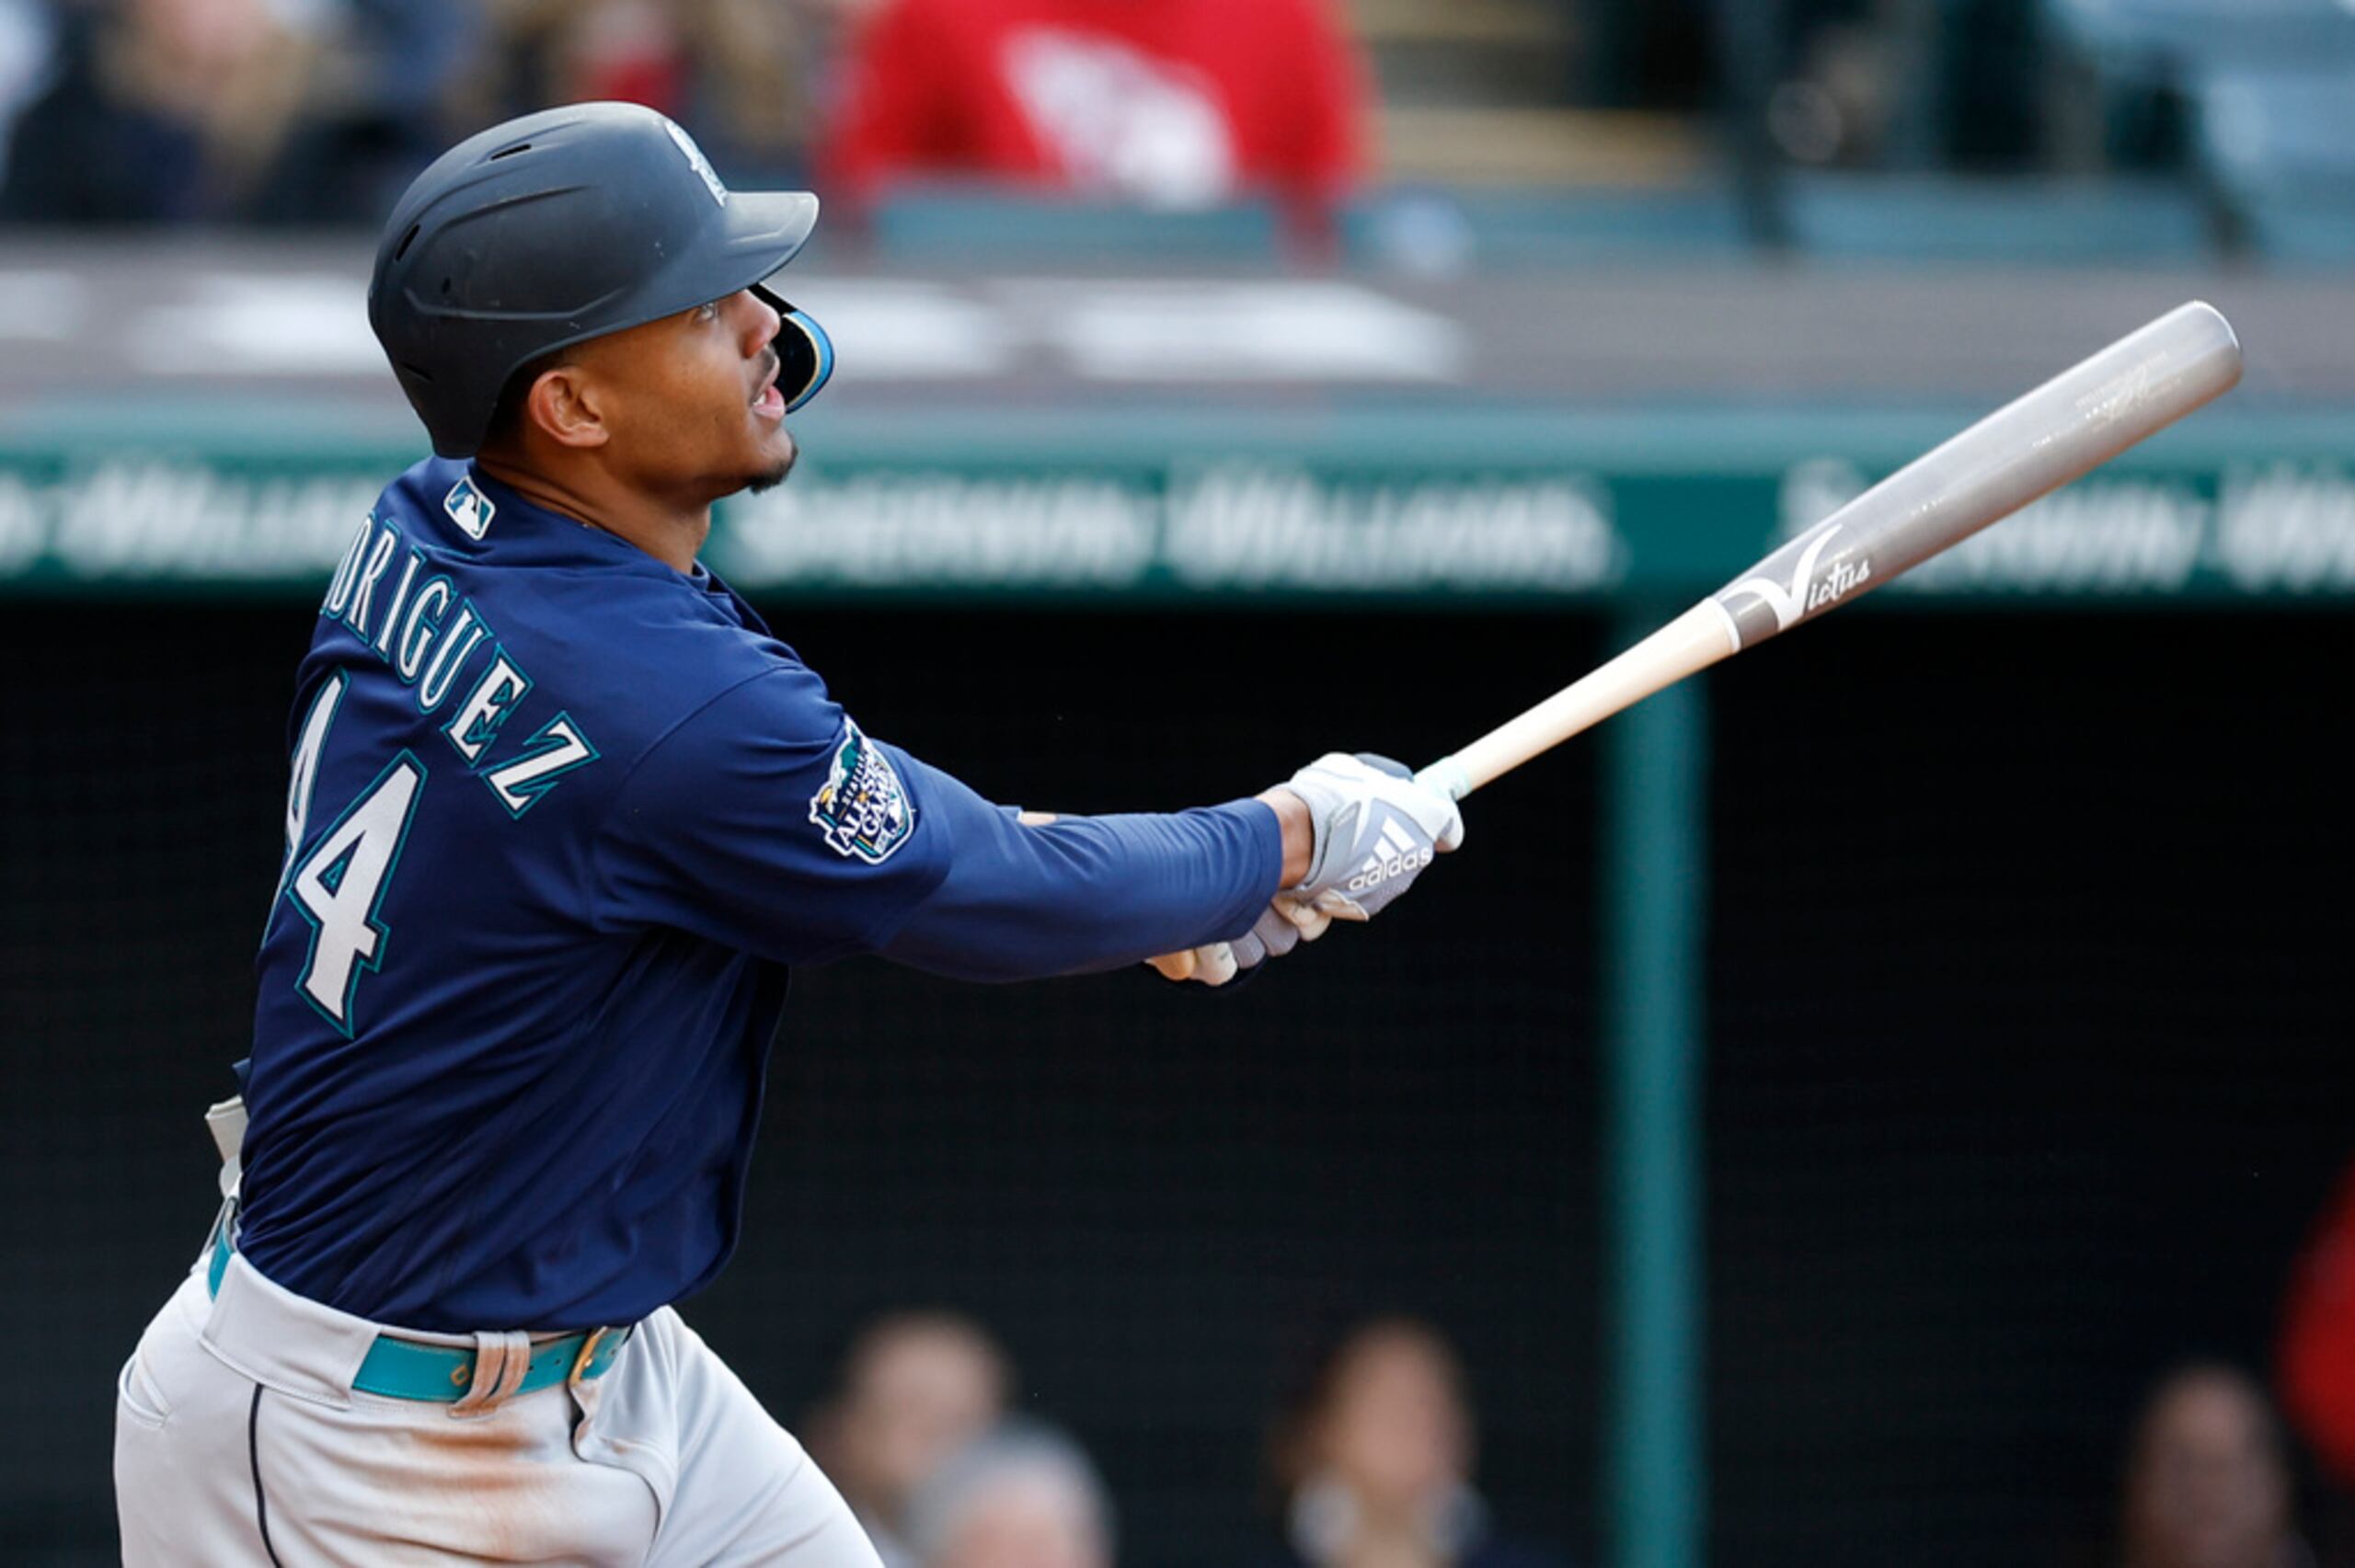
[879,748,1284,983]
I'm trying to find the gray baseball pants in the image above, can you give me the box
[115,1251,884,1566]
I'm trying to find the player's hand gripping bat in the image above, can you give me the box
[1412,300,2244,803]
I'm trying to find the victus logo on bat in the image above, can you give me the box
[1713,520,1874,643]
[1804,550,1872,612]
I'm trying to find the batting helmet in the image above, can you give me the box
[368,101,834,459]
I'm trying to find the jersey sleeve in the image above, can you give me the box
[591,667,1283,977]
[590,669,953,965]
[878,753,1283,983]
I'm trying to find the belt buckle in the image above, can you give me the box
[569,1326,611,1386]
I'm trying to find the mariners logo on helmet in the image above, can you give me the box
[809,720,915,864]
[661,119,729,209]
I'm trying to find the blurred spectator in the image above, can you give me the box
[1267,1318,1565,1568]
[2280,1161,2355,1491]
[2118,1364,2311,1568]
[815,0,1367,230]
[2280,1153,2355,1516]
[1,0,322,223]
[905,1420,1115,1568]
[0,0,56,183]
[245,0,482,225]
[1722,0,2060,173]
[466,0,816,182]
[809,1310,1016,1568]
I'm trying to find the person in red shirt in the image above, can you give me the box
[2280,1159,2355,1490]
[817,0,1368,228]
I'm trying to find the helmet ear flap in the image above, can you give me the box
[753,283,834,413]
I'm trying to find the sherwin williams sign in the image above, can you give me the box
[1,411,2351,601]
[718,463,1624,594]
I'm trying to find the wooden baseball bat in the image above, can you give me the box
[1414,300,2244,803]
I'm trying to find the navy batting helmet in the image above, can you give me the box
[368,101,834,459]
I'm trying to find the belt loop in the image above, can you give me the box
[449,1330,534,1419]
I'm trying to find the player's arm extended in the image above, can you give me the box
[877,750,1293,983]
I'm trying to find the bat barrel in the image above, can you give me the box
[1705,301,2242,651]
[1418,301,2243,803]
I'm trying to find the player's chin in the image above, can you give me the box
[741,431,798,496]
[729,420,797,495]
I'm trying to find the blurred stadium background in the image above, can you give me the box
[4,1,2354,1565]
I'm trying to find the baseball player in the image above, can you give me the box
[112,101,1463,1567]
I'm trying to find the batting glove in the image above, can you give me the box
[1146,898,1330,988]
[1145,752,1459,986]
[1232,892,1333,965]
[1282,752,1465,921]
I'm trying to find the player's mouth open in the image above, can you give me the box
[751,354,784,419]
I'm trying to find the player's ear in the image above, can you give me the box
[528,364,611,451]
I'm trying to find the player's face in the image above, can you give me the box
[584,289,798,503]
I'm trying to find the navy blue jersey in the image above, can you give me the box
[236,460,1280,1332]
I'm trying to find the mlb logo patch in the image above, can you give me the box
[444,476,496,541]
[809,720,915,864]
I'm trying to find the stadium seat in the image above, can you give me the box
[1778,171,2211,265]
[2232,195,2355,269]
[2043,0,2355,265]
[868,186,1284,265]
[1339,184,1751,271]
[2047,0,2355,61]
[2195,63,2355,196]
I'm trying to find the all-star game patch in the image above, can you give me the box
[809,719,915,864]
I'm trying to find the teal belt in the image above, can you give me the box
[206,1218,631,1402]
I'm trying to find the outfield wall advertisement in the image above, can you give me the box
[3,412,2352,601]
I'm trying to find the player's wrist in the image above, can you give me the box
[1254,786,1315,887]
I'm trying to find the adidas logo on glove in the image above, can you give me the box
[1345,820,1435,894]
